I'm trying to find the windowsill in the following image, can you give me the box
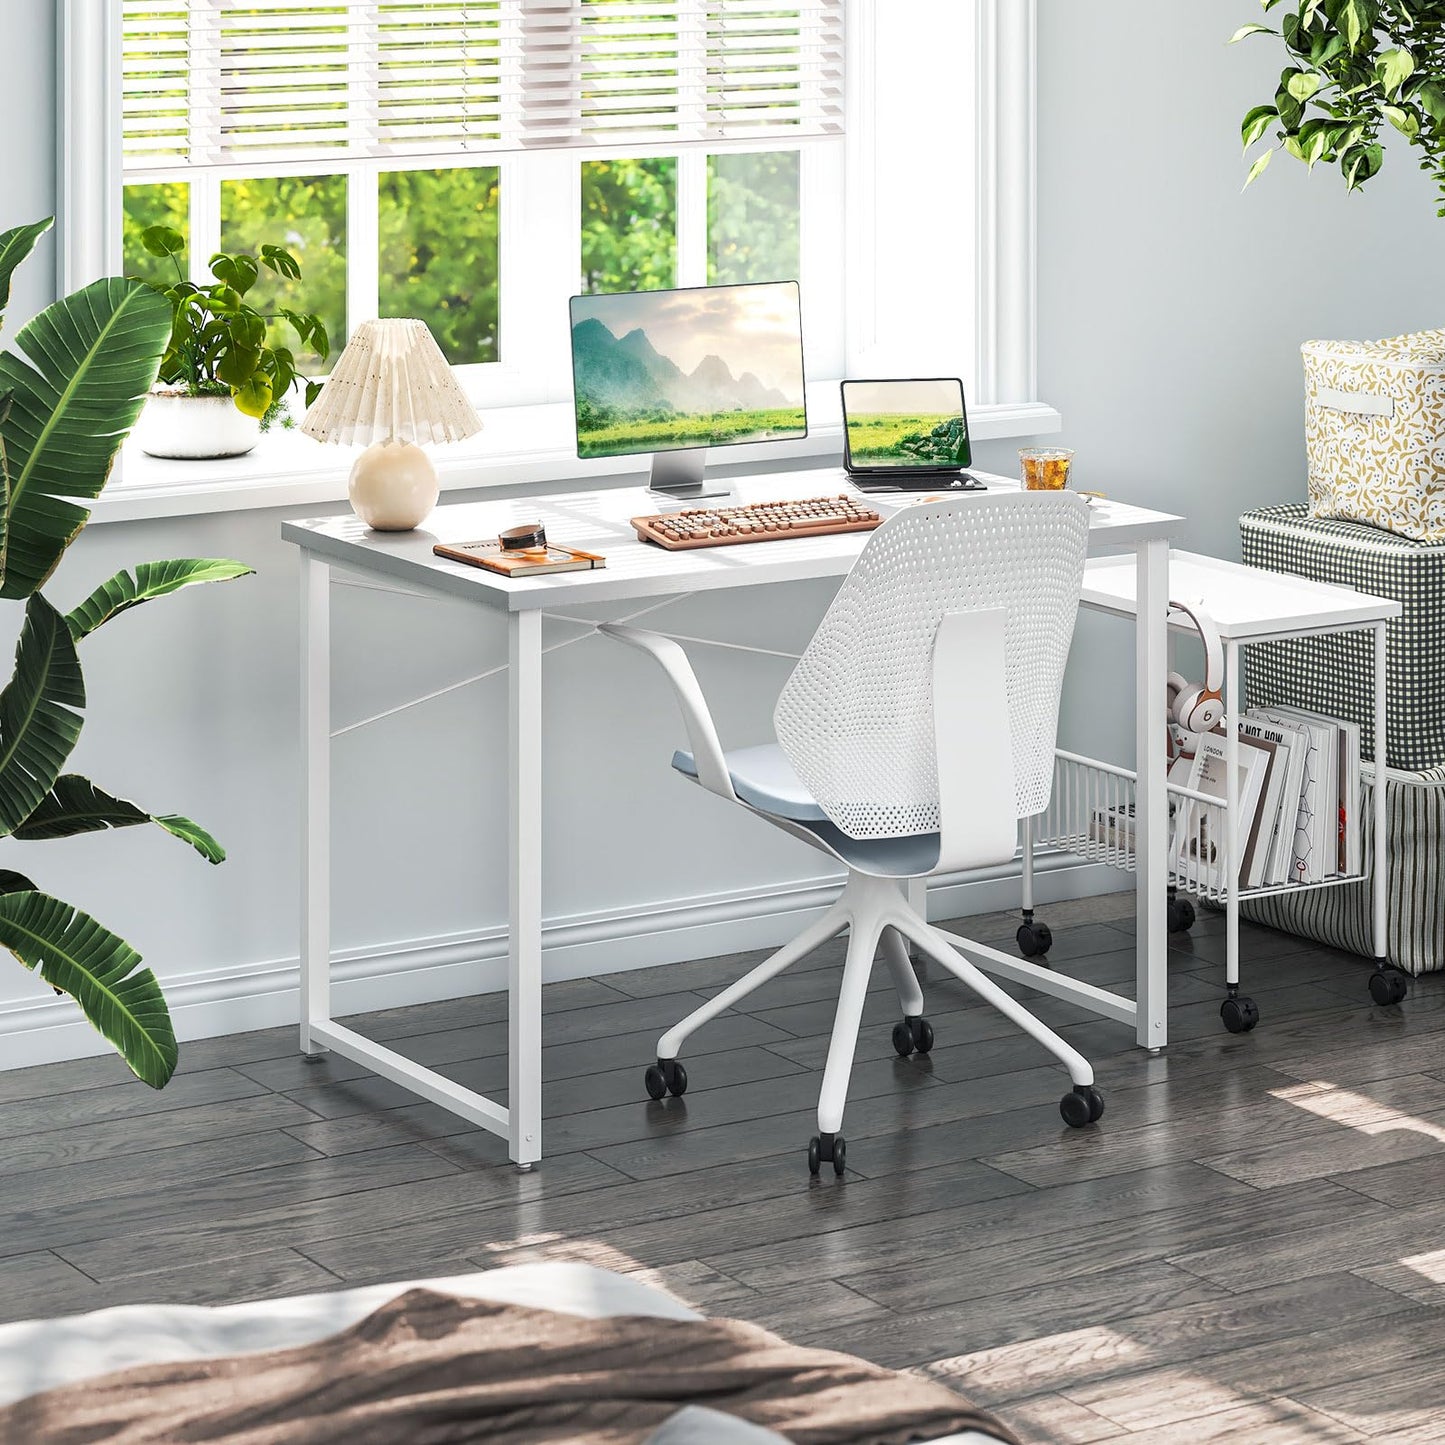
[88,392,1063,525]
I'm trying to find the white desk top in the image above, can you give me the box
[1082,549,1401,638]
[282,467,1183,612]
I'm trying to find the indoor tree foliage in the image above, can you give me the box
[1235,0,1445,209]
[0,216,253,1089]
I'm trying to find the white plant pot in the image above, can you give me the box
[133,391,261,460]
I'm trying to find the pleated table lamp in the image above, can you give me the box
[302,318,482,531]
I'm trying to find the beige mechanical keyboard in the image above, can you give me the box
[632,494,882,550]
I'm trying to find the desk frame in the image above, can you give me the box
[290,480,1176,1167]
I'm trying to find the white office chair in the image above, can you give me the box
[601,490,1103,1176]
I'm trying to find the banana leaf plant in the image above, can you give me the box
[0,216,254,1088]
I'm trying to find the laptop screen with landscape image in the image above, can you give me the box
[841,378,971,474]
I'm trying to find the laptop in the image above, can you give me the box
[840,377,985,492]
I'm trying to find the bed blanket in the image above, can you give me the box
[0,1288,1013,1445]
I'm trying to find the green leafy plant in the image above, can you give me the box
[136,224,329,423]
[0,216,254,1087]
[1234,0,1445,210]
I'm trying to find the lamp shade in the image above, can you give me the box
[301,318,482,447]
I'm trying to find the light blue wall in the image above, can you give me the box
[0,0,57,330]
[1027,0,1445,766]
[1033,0,1445,558]
[2,0,1440,1062]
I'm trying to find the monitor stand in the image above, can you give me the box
[647,448,732,502]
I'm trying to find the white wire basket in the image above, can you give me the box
[1034,749,1367,905]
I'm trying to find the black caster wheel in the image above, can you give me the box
[1017,920,1053,958]
[1369,969,1409,1006]
[807,1133,846,1177]
[893,1016,934,1057]
[1167,897,1196,933]
[644,1059,688,1099]
[1220,996,1260,1034]
[1059,1087,1101,1128]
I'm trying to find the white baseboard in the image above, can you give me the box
[0,853,1125,1072]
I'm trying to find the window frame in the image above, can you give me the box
[61,0,1053,519]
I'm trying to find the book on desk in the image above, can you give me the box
[433,541,607,577]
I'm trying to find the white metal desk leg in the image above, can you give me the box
[509,609,544,1167]
[300,556,331,1055]
[1374,621,1388,960]
[1368,619,1405,1004]
[1224,640,1241,996]
[1135,538,1169,1050]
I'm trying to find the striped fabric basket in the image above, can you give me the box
[1242,765,1445,974]
[1241,504,1445,771]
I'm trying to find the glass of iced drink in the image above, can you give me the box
[1019,447,1074,491]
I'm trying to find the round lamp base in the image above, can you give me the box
[348,439,439,531]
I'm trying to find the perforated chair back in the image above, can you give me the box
[773,491,1090,839]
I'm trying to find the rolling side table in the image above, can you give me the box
[1029,549,1404,1027]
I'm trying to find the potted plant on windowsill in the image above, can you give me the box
[130,226,330,460]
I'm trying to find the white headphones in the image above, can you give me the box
[1166,599,1225,735]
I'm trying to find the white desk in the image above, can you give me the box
[283,467,1182,1166]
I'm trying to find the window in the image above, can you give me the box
[62,0,1049,509]
[116,0,846,403]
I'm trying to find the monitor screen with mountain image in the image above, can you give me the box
[569,281,806,497]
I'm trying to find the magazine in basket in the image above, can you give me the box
[1174,733,1275,893]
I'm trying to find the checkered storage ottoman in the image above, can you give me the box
[1240,504,1445,972]
[1240,504,1445,770]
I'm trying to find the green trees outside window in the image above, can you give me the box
[123,182,188,278]
[122,148,802,371]
[708,150,800,285]
[380,166,501,365]
[220,175,348,373]
[581,157,679,293]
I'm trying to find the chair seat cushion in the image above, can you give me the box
[671,743,829,821]
[671,743,945,877]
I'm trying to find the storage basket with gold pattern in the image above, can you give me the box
[1303,329,1445,541]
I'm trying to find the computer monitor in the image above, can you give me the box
[569,280,807,499]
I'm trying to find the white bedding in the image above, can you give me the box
[0,1261,1002,1444]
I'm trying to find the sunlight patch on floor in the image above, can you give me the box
[1395,1247,1445,1286]
[928,1326,1381,1441]
[920,1323,1150,1405]
[1269,1080,1445,1142]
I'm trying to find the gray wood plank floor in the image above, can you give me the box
[3,894,1443,1443]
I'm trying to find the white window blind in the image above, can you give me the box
[120,0,843,176]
